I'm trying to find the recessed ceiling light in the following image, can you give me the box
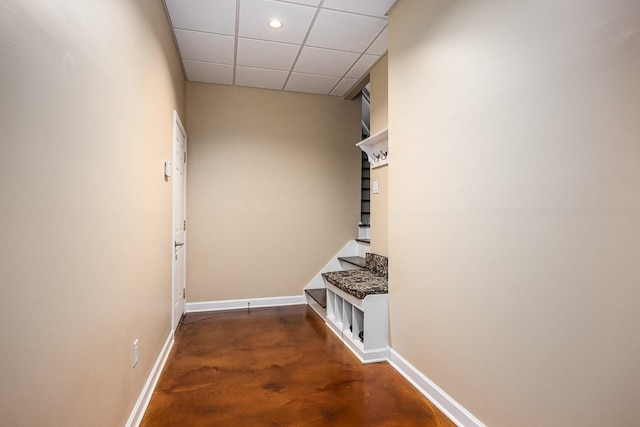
[268,19,283,29]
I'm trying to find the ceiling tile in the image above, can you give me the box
[239,0,317,45]
[166,0,387,96]
[294,46,359,77]
[183,60,234,85]
[236,66,288,90]
[175,29,235,64]
[285,73,340,95]
[237,38,300,71]
[276,0,321,6]
[366,27,388,55]
[346,54,379,79]
[330,78,358,96]
[306,9,387,53]
[165,0,236,35]
[321,0,396,18]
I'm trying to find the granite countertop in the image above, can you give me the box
[322,269,388,300]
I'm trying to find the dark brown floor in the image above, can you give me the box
[141,305,455,427]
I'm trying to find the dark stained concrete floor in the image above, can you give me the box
[141,305,455,427]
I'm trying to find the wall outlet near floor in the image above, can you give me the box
[132,339,139,368]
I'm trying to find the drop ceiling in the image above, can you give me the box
[164,0,393,97]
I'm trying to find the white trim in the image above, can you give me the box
[388,348,486,427]
[186,295,305,313]
[171,110,187,334]
[305,294,327,321]
[126,332,175,427]
[326,325,389,364]
[324,283,389,364]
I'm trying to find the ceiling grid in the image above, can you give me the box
[164,0,392,96]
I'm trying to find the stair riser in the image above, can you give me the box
[338,260,364,270]
[307,297,327,320]
[356,242,369,258]
[304,240,366,290]
[358,226,371,239]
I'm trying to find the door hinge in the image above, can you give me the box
[184,219,187,230]
[182,288,186,299]
[184,151,187,163]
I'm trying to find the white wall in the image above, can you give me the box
[388,0,640,425]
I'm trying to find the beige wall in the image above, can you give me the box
[369,55,389,256]
[0,1,185,425]
[388,0,640,426]
[370,54,388,135]
[186,83,361,302]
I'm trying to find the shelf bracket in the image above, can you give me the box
[356,127,388,169]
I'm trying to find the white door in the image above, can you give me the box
[172,111,187,332]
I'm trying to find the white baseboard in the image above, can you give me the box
[388,348,486,427]
[126,331,175,427]
[186,295,305,313]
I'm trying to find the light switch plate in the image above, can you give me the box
[164,160,172,177]
[373,181,379,194]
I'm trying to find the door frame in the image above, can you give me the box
[171,110,187,334]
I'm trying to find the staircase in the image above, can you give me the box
[304,235,370,319]
[305,84,373,319]
[360,83,371,225]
